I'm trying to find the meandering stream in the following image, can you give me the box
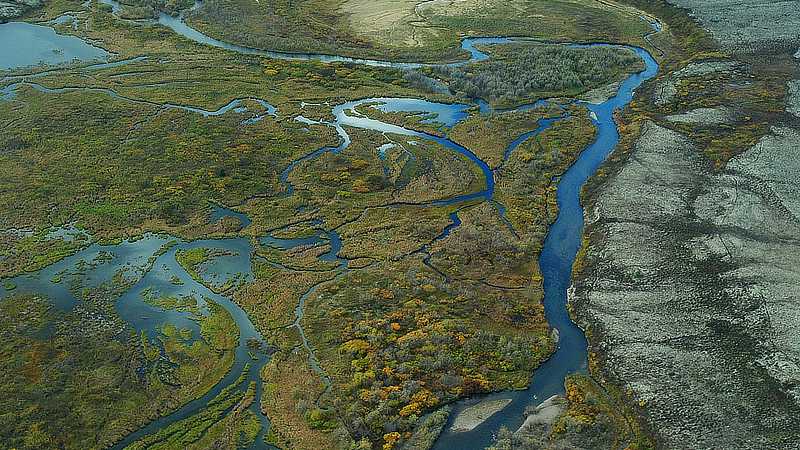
[0,3,660,448]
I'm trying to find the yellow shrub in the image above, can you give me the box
[339,339,370,355]
[399,402,422,417]
[383,432,401,450]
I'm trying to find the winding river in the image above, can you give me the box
[434,44,659,449]
[0,3,660,449]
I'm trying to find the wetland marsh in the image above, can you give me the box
[1,0,667,448]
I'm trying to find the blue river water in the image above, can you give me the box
[107,237,272,450]
[502,116,563,163]
[0,233,273,449]
[366,98,471,127]
[0,21,108,70]
[210,204,253,230]
[432,45,659,449]
[0,3,661,448]
[333,98,497,205]
[91,0,505,68]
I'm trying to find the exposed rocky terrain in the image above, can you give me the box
[574,120,800,449]
[789,80,800,118]
[652,60,741,107]
[573,1,800,447]
[0,0,42,20]
[450,399,513,433]
[664,106,736,125]
[666,0,800,54]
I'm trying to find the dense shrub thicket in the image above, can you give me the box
[402,71,451,95]
[427,44,644,106]
[115,0,194,19]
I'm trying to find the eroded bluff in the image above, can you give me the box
[572,0,800,447]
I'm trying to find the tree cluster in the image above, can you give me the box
[428,44,643,105]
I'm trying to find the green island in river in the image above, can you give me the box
[2,1,800,450]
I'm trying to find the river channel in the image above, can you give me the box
[0,3,660,448]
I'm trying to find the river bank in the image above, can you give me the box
[572,0,800,447]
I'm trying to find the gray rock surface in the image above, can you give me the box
[653,61,740,106]
[574,121,800,449]
[728,127,800,221]
[449,399,512,432]
[673,61,741,79]
[0,2,24,19]
[516,395,566,433]
[579,82,621,105]
[665,106,736,125]
[666,0,800,54]
[788,80,800,118]
[575,1,800,448]
[0,0,42,19]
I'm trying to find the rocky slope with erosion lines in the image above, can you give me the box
[574,120,800,449]
[573,1,800,447]
[0,0,42,20]
[665,0,800,54]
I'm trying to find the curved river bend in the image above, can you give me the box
[0,4,660,449]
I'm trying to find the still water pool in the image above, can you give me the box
[0,21,107,70]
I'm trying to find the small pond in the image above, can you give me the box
[0,21,107,70]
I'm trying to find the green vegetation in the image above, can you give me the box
[449,107,565,168]
[0,0,662,448]
[114,0,194,19]
[0,228,88,278]
[200,300,239,351]
[490,374,654,450]
[142,289,199,312]
[175,248,213,282]
[126,370,256,449]
[0,83,333,237]
[280,148,583,446]
[496,106,597,235]
[553,374,655,449]
[261,350,346,449]
[1,2,425,244]
[227,103,595,447]
[188,404,263,450]
[421,0,651,53]
[294,250,554,448]
[617,0,717,62]
[428,43,645,108]
[0,292,237,450]
[402,407,452,449]
[185,0,651,62]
